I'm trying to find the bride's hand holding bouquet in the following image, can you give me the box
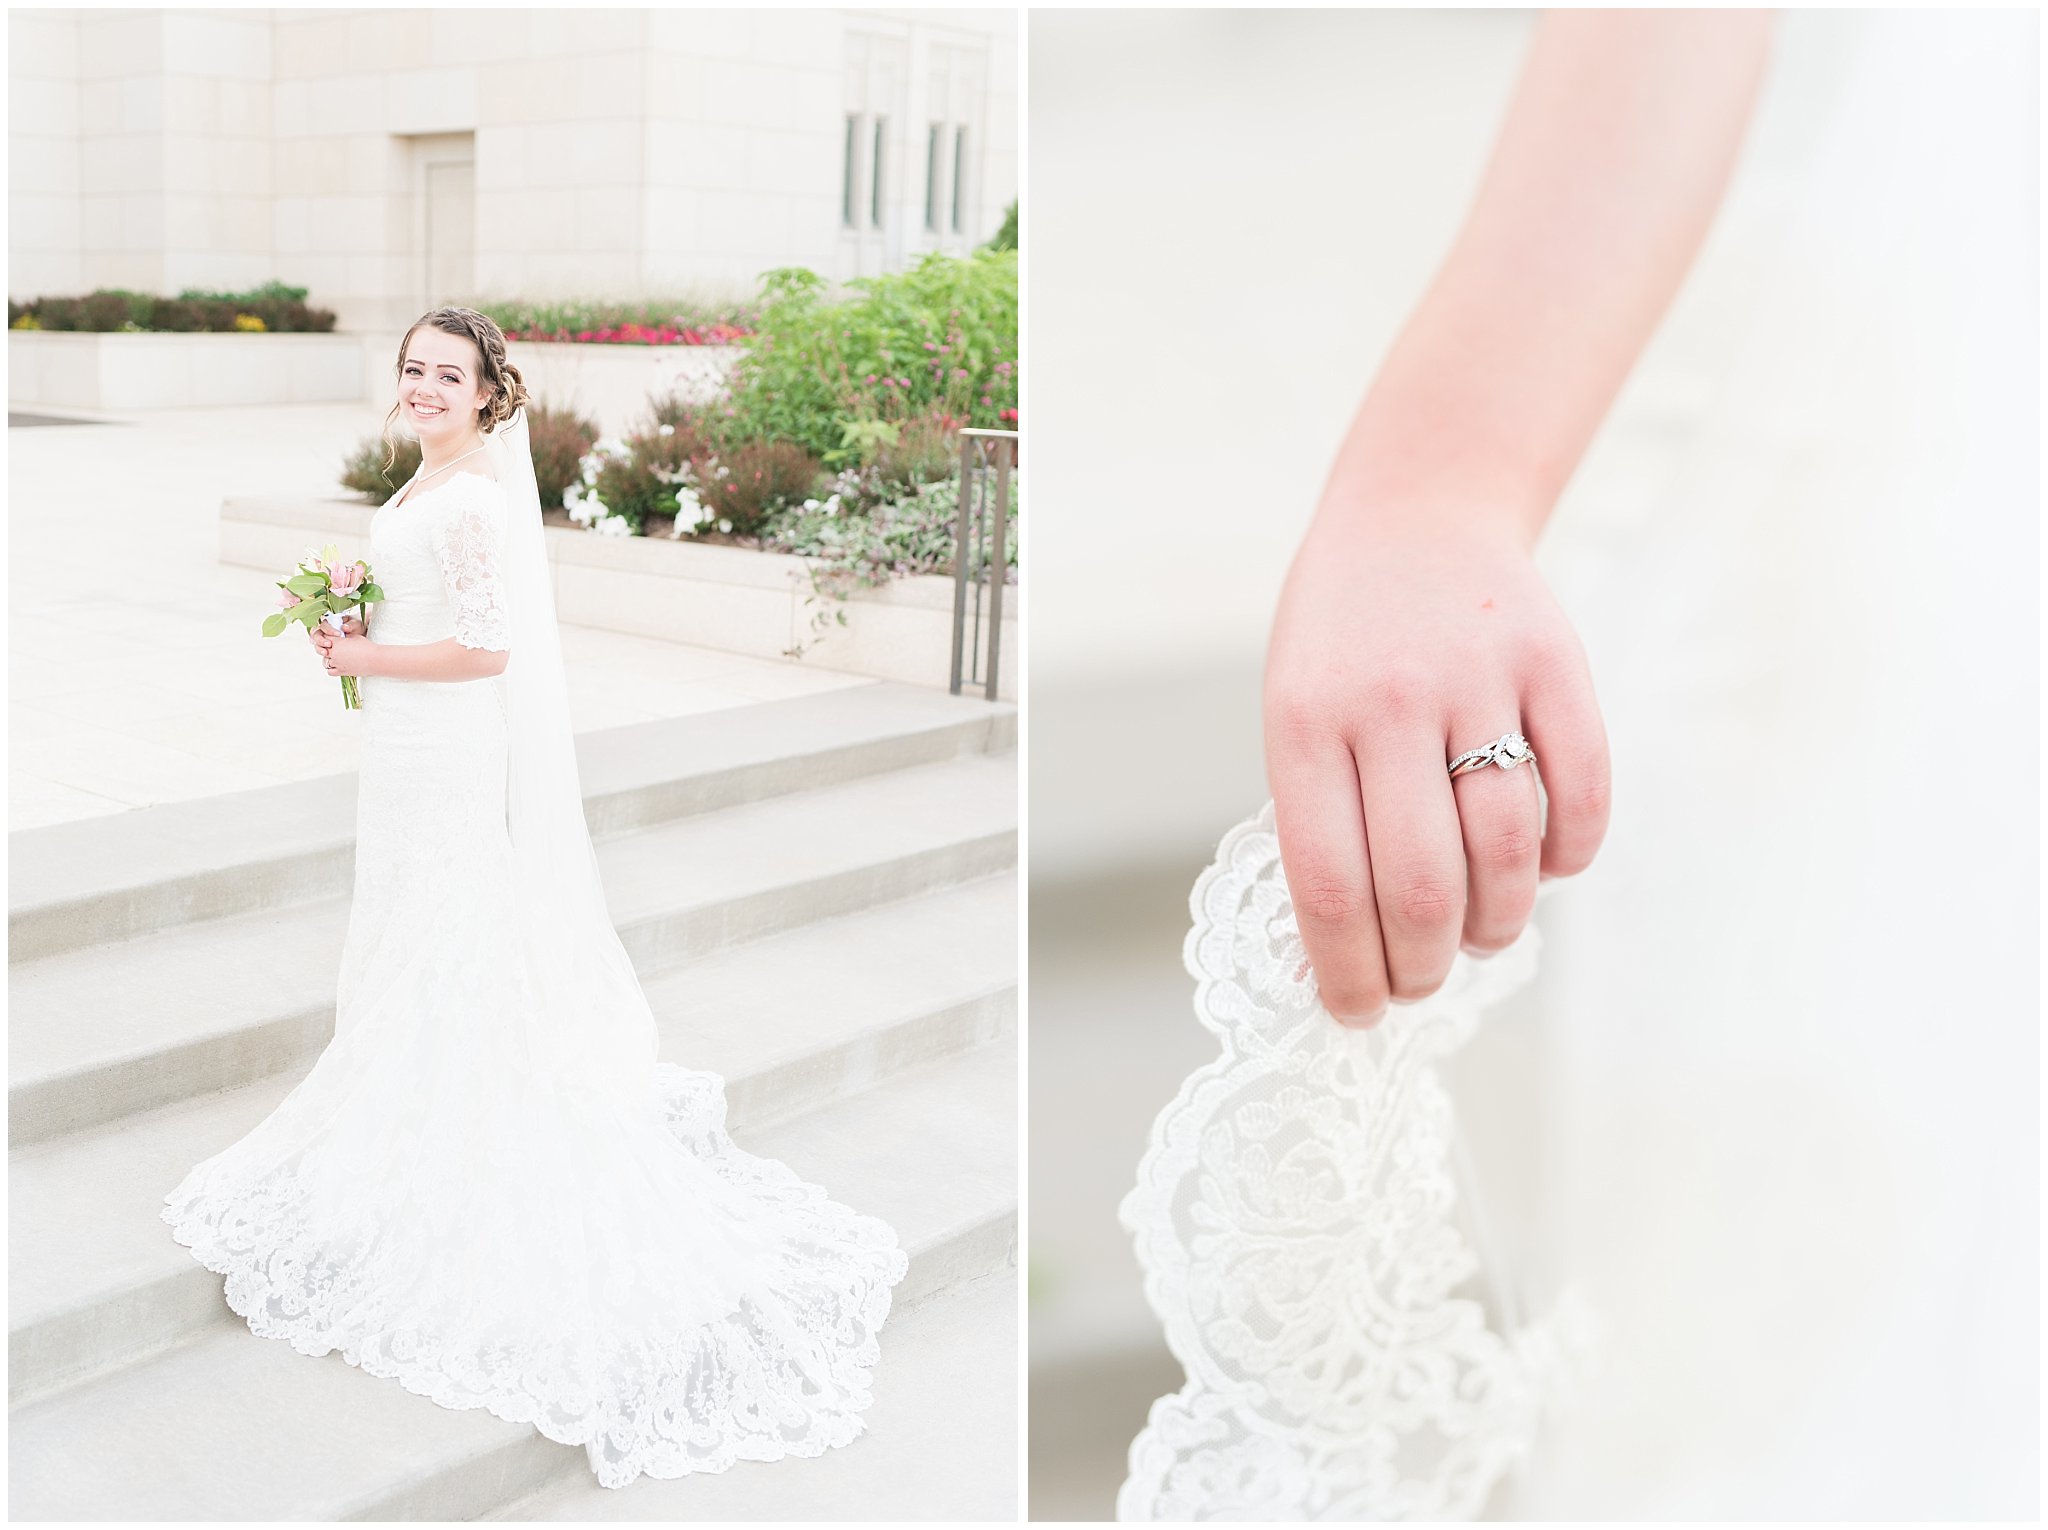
[263,543,382,709]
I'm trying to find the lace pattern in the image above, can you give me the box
[163,1063,908,1488]
[428,476,512,652]
[1117,801,1589,1521]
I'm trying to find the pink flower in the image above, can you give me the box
[328,561,366,597]
[275,587,300,610]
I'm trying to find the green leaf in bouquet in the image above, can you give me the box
[358,583,385,603]
[285,572,328,597]
[261,612,289,638]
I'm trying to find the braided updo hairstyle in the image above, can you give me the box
[380,305,532,475]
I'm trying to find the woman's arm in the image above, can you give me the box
[1328,9,1778,546]
[1264,10,1775,1026]
[315,622,508,681]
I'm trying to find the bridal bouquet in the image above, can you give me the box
[262,544,384,710]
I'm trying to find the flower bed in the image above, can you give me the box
[476,296,754,346]
[8,280,335,333]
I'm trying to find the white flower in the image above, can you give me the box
[717,518,732,534]
[570,488,610,529]
[802,498,820,512]
[822,494,842,518]
[670,485,708,537]
[594,513,633,537]
[658,423,675,436]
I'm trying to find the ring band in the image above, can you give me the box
[1448,730,1535,778]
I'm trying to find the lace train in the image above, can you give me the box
[163,1062,908,1488]
[1117,801,1590,1520]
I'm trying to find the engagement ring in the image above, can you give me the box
[1448,731,1534,778]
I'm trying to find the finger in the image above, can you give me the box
[1520,644,1612,879]
[1355,702,1466,1003]
[1446,709,1543,953]
[1266,700,1391,1026]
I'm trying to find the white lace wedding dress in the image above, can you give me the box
[163,466,908,1489]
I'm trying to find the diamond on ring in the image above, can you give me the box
[1448,731,1535,778]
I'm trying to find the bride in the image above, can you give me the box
[161,307,908,1489]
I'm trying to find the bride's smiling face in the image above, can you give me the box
[399,329,493,446]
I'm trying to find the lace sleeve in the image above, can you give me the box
[429,478,511,652]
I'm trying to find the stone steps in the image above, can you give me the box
[7,682,1015,964]
[8,876,1017,1405]
[9,751,1017,1147]
[8,682,1017,1519]
[7,1048,1018,1523]
[494,1272,1018,1522]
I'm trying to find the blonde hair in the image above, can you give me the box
[380,306,532,475]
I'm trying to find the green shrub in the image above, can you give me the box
[722,251,1018,461]
[694,439,825,537]
[340,432,423,501]
[177,280,308,305]
[638,392,720,456]
[527,402,601,512]
[8,284,336,333]
[590,427,695,534]
[873,416,964,490]
[78,292,131,331]
[761,469,1019,653]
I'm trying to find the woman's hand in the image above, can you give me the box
[1263,503,1609,1027]
[1255,8,1768,1027]
[308,613,365,648]
[317,631,379,679]
[309,615,366,665]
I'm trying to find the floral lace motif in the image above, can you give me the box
[428,477,511,652]
[163,1063,909,1489]
[1118,801,1584,1521]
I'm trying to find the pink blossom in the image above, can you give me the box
[275,587,300,610]
[328,561,367,597]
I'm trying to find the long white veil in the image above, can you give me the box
[483,406,660,1087]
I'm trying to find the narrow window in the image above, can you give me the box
[924,124,941,233]
[951,125,968,233]
[871,117,887,228]
[841,115,859,228]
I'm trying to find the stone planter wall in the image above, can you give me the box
[9,331,367,410]
[220,494,1017,702]
[11,330,742,440]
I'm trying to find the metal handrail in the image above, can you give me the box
[950,427,1018,700]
